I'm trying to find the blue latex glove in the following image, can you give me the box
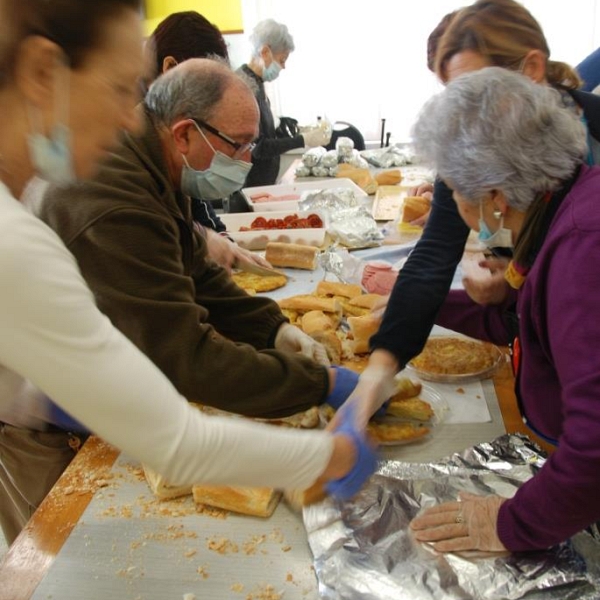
[47,400,89,434]
[326,403,379,501]
[325,366,359,410]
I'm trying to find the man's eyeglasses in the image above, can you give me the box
[192,118,255,159]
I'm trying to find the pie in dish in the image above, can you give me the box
[231,270,287,293]
[410,336,499,376]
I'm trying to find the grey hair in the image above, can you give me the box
[249,18,295,57]
[412,67,587,211]
[145,57,242,125]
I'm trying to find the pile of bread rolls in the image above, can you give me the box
[278,280,385,367]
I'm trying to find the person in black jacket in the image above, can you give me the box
[237,19,330,191]
[340,0,600,427]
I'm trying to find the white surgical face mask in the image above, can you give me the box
[27,63,76,185]
[477,202,513,248]
[180,125,251,200]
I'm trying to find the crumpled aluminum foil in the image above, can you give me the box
[299,188,361,212]
[362,144,415,168]
[319,247,365,285]
[304,434,600,600]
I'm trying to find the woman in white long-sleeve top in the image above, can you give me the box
[0,0,375,545]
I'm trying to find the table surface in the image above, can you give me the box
[0,356,553,600]
[0,209,555,599]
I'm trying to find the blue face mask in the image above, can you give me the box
[262,59,282,82]
[180,125,251,200]
[478,202,513,248]
[27,64,76,185]
[28,124,75,185]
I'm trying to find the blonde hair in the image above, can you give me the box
[435,0,581,89]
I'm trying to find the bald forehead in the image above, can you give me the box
[210,78,259,141]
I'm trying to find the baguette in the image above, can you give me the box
[143,465,193,500]
[348,293,385,310]
[284,481,326,511]
[265,242,319,270]
[278,294,340,314]
[316,280,362,299]
[386,397,434,421]
[192,485,281,518]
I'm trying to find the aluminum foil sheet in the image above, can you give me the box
[299,188,361,211]
[326,206,384,248]
[362,144,415,168]
[304,434,600,600]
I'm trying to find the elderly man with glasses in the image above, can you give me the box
[35,58,359,422]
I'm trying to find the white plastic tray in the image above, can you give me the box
[241,177,368,212]
[220,210,327,250]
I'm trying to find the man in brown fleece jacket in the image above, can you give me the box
[37,58,356,420]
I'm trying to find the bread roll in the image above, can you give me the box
[348,293,384,310]
[402,196,431,223]
[347,313,381,354]
[310,329,342,365]
[316,280,362,299]
[301,310,335,334]
[192,485,281,518]
[265,242,319,270]
[375,169,402,186]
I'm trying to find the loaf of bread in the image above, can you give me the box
[316,280,362,299]
[348,293,384,310]
[265,242,319,270]
[402,196,431,223]
[192,485,281,517]
[284,481,326,511]
[300,310,336,334]
[278,294,340,314]
[143,465,193,500]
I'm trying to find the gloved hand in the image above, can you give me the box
[324,366,360,410]
[410,492,508,553]
[329,363,398,430]
[274,323,330,366]
[205,229,272,274]
[326,403,379,500]
[302,128,331,148]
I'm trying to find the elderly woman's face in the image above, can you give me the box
[66,9,144,179]
[451,188,481,231]
[445,50,491,82]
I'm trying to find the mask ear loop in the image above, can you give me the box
[26,50,71,140]
[190,119,217,154]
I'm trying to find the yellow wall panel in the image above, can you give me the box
[144,0,243,36]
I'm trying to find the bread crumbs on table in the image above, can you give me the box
[456,387,465,394]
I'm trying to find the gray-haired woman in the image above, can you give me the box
[236,19,329,191]
[409,67,600,553]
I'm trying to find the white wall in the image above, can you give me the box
[236,0,600,144]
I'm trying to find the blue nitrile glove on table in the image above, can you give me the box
[326,403,379,500]
[325,366,359,409]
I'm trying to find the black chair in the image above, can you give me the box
[325,121,366,152]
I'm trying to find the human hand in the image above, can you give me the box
[324,366,360,410]
[326,403,379,501]
[463,257,510,305]
[274,323,330,366]
[302,128,331,148]
[328,363,397,430]
[408,183,433,201]
[410,492,508,553]
[205,229,271,274]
